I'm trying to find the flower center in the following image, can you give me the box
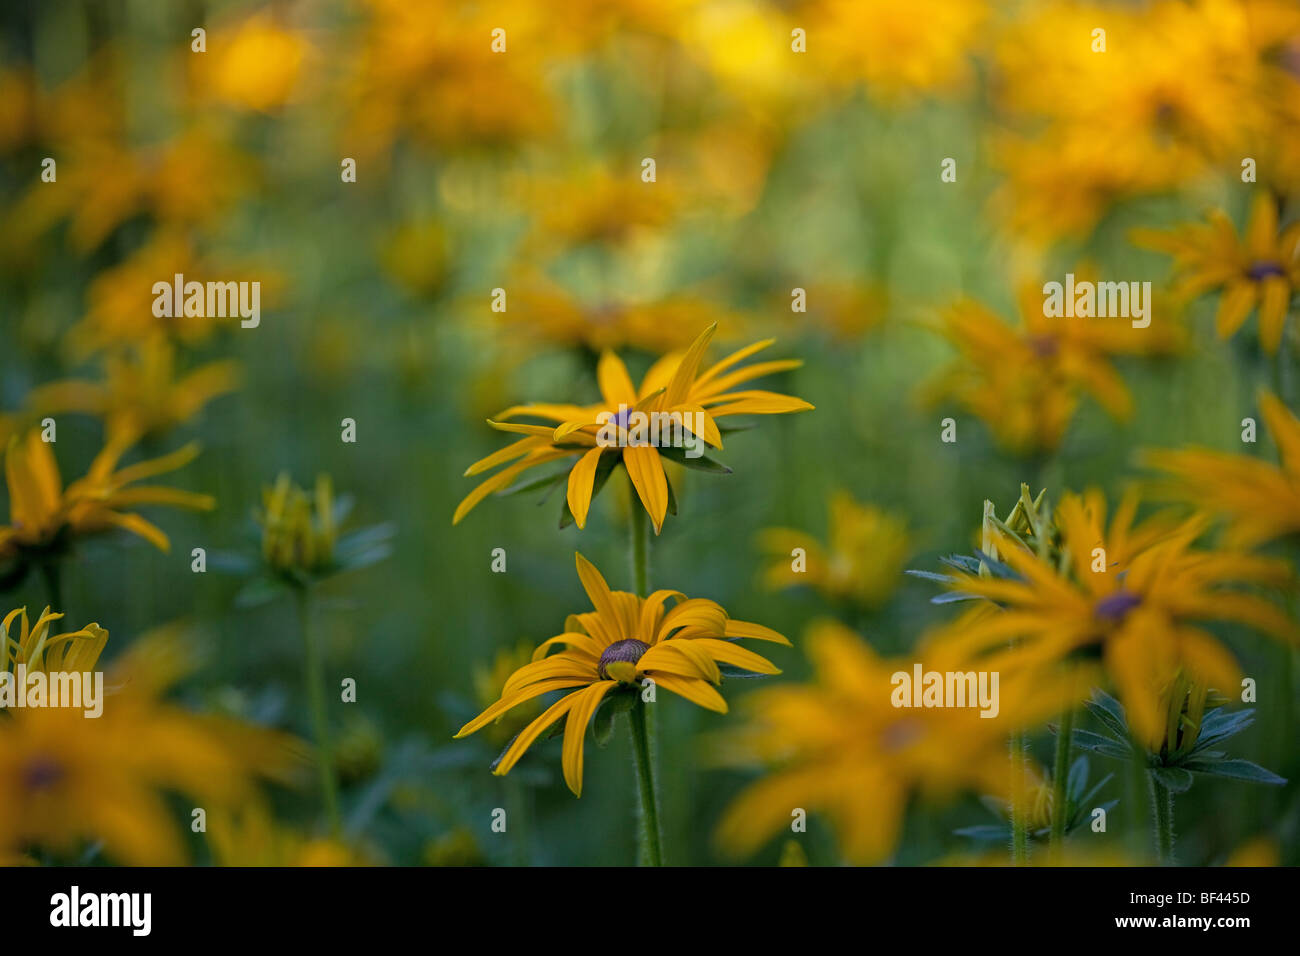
[1246,260,1286,281]
[1094,589,1142,623]
[22,755,64,792]
[598,638,649,681]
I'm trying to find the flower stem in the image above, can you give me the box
[38,560,63,614]
[628,490,649,598]
[1148,773,1175,864]
[1049,706,1075,851]
[295,585,341,837]
[1009,728,1029,865]
[627,698,664,866]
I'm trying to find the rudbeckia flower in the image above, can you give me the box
[455,552,789,796]
[1133,192,1300,353]
[0,429,214,563]
[757,491,910,609]
[0,623,302,866]
[454,324,813,533]
[712,619,1072,865]
[1144,390,1300,548]
[924,489,1296,746]
[921,285,1143,455]
[24,335,240,443]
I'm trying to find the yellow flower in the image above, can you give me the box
[2,606,107,677]
[921,285,1140,455]
[207,802,370,867]
[0,624,301,865]
[25,336,239,443]
[454,324,813,533]
[713,619,1072,864]
[1144,390,1300,548]
[455,552,789,797]
[926,489,1295,747]
[471,640,544,746]
[0,429,214,561]
[200,13,311,112]
[1132,192,1300,354]
[803,0,987,104]
[256,473,338,577]
[757,491,909,608]
[990,0,1264,243]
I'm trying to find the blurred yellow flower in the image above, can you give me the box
[991,0,1265,243]
[199,13,311,112]
[1144,389,1300,548]
[757,491,910,608]
[26,336,239,443]
[926,489,1295,747]
[921,285,1142,455]
[713,619,1071,864]
[207,802,369,867]
[456,552,788,796]
[0,430,214,561]
[1133,192,1299,354]
[0,625,301,865]
[257,473,338,577]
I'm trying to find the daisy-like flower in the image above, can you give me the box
[1144,390,1300,548]
[0,623,301,866]
[921,285,1143,455]
[924,488,1296,746]
[0,429,214,563]
[24,336,239,443]
[454,324,813,533]
[454,552,789,796]
[2,605,107,677]
[712,619,1073,865]
[1132,192,1300,353]
[757,491,910,609]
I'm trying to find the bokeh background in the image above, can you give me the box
[1,0,1297,866]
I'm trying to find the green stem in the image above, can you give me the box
[1148,773,1175,864]
[1009,728,1029,865]
[38,560,63,614]
[627,699,664,867]
[628,491,649,598]
[296,586,341,837]
[1049,707,1075,850]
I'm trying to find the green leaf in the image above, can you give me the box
[500,470,568,497]
[593,699,616,748]
[1183,758,1286,786]
[1070,729,1132,759]
[953,824,1011,842]
[655,444,732,474]
[1066,755,1089,801]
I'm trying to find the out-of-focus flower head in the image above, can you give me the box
[1132,192,1299,354]
[757,491,910,609]
[920,283,1148,456]
[0,623,303,865]
[712,619,1073,864]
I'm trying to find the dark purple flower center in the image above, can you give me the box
[22,755,65,792]
[1095,589,1143,623]
[1247,260,1286,281]
[1028,334,1059,359]
[598,638,649,680]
